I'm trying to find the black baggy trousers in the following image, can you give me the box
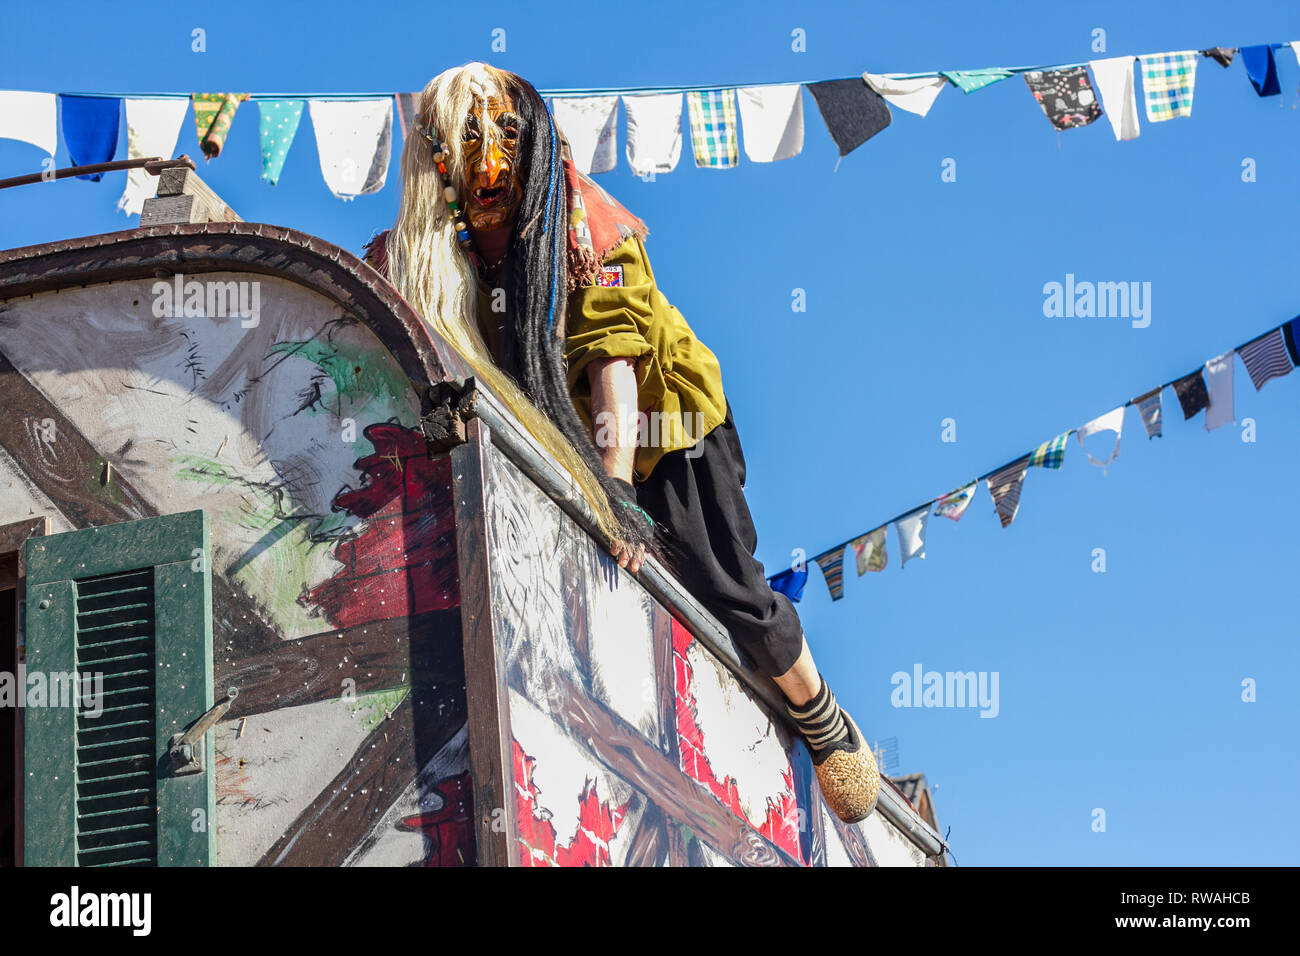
[635,400,805,677]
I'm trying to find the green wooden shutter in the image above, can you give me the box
[23,510,215,866]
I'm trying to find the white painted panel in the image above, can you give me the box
[859,809,927,867]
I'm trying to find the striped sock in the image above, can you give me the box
[786,675,854,757]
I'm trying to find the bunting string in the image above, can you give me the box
[771,314,1300,605]
[1,38,1297,204]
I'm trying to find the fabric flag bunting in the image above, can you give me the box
[941,68,1014,93]
[850,527,887,575]
[811,545,848,601]
[1201,47,1237,68]
[258,99,304,186]
[862,72,946,117]
[394,92,419,139]
[1240,44,1282,97]
[1028,431,1070,469]
[1090,56,1141,141]
[552,95,619,174]
[0,90,57,156]
[768,566,808,603]
[1173,369,1209,420]
[805,78,890,160]
[1134,387,1163,439]
[622,93,682,176]
[736,84,804,162]
[895,508,928,568]
[1023,67,1101,130]
[986,458,1029,529]
[309,98,393,200]
[118,97,189,216]
[1204,351,1235,431]
[686,89,739,168]
[1076,406,1125,468]
[1138,52,1197,122]
[191,93,247,159]
[60,95,120,180]
[1237,329,1293,391]
[933,481,977,522]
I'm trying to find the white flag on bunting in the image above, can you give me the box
[1076,405,1125,467]
[118,98,189,216]
[1204,351,1235,431]
[736,84,804,162]
[309,99,393,200]
[623,93,682,176]
[1089,57,1140,141]
[552,95,619,174]
[895,507,929,568]
[862,73,946,117]
[0,90,57,156]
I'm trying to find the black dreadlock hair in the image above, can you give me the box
[491,74,654,555]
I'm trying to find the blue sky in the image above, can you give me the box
[2,1,1298,866]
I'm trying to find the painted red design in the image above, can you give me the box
[670,617,804,863]
[512,738,630,867]
[396,772,477,867]
[304,423,459,627]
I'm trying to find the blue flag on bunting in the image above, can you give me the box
[1240,44,1282,97]
[60,95,120,181]
[768,566,809,603]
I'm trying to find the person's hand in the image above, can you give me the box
[610,537,647,573]
[607,475,651,574]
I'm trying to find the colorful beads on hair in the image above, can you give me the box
[421,133,473,253]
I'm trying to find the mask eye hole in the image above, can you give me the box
[496,112,520,142]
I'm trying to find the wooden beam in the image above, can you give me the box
[450,419,517,867]
[140,167,241,225]
[623,801,669,867]
[0,352,153,529]
[0,514,47,869]
[664,817,690,866]
[215,609,464,718]
[0,516,48,582]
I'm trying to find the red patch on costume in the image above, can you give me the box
[598,264,624,287]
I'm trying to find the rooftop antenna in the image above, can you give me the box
[871,736,900,776]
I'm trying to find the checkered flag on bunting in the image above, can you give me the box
[686,89,739,168]
[1138,51,1197,121]
[1028,431,1070,469]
